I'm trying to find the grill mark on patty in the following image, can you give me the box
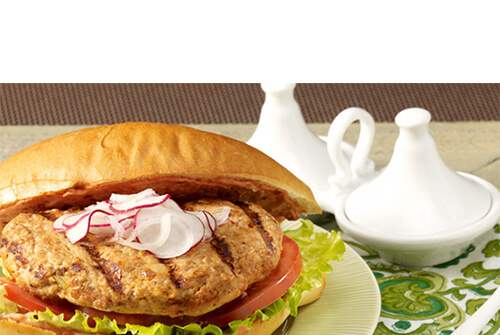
[82,245,123,294]
[39,210,61,222]
[160,259,185,289]
[6,241,29,265]
[210,236,236,272]
[238,203,275,253]
[0,203,282,317]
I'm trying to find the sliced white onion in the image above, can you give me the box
[52,189,231,259]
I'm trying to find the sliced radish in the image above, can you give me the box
[61,212,90,229]
[149,215,194,258]
[109,191,169,213]
[52,189,231,259]
[134,204,170,224]
[88,209,113,225]
[134,214,172,250]
[109,188,157,204]
[65,216,90,244]
[190,206,231,240]
[212,207,231,226]
[175,212,205,247]
[114,213,136,232]
[53,214,72,231]
[191,211,215,240]
[160,197,185,212]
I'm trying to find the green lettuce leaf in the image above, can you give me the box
[0,258,11,279]
[2,219,345,334]
[29,299,285,335]
[283,220,345,316]
[0,285,18,315]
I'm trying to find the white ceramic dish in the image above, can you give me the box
[282,221,381,335]
[334,172,500,267]
[247,84,373,207]
[325,107,500,267]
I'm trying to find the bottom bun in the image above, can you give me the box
[233,273,327,335]
[0,318,59,335]
[297,273,328,307]
[235,304,291,335]
[0,275,327,335]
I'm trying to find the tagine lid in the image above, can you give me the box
[344,108,493,235]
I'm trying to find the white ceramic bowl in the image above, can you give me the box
[334,173,500,267]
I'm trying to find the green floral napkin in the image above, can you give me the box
[346,224,499,335]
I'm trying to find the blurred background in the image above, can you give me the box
[1,83,499,125]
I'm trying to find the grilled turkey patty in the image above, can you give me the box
[0,199,282,317]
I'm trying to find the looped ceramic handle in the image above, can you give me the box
[327,107,375,190]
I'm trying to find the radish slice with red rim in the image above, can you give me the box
[109,188,158,204]
[53,189,231,259]
[59,212,91,229]
[109,190,170,213]
[190,206,231,240]
[65,216,91,244]
[53,213,78,231]
[53,219,65,232]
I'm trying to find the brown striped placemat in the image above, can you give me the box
[1,83,498,125]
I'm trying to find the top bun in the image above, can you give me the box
[0,122,320,225]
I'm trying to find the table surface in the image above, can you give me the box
[1,122,499,335]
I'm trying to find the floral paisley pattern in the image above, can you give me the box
[379,273,452,319]
[373,268,465,334]
[346,224,500,335]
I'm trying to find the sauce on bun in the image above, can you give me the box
[0,123,344,335]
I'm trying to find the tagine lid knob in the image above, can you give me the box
[344,108,492,235]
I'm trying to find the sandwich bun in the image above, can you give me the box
[0,275,327,335]
[235,273,328,335]
[0,122,320,227]
[0,122,325,335]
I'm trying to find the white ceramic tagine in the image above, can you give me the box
[327,107,500,267]
[247,83,372,210]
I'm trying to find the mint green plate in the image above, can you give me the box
[283,221,381,335]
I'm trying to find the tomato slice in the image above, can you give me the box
[0,278,183,327]
[0,235,302,328]
[0,278,75,319]
[198,235,302,327]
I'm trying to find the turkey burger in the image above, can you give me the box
[0,122,344,335]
